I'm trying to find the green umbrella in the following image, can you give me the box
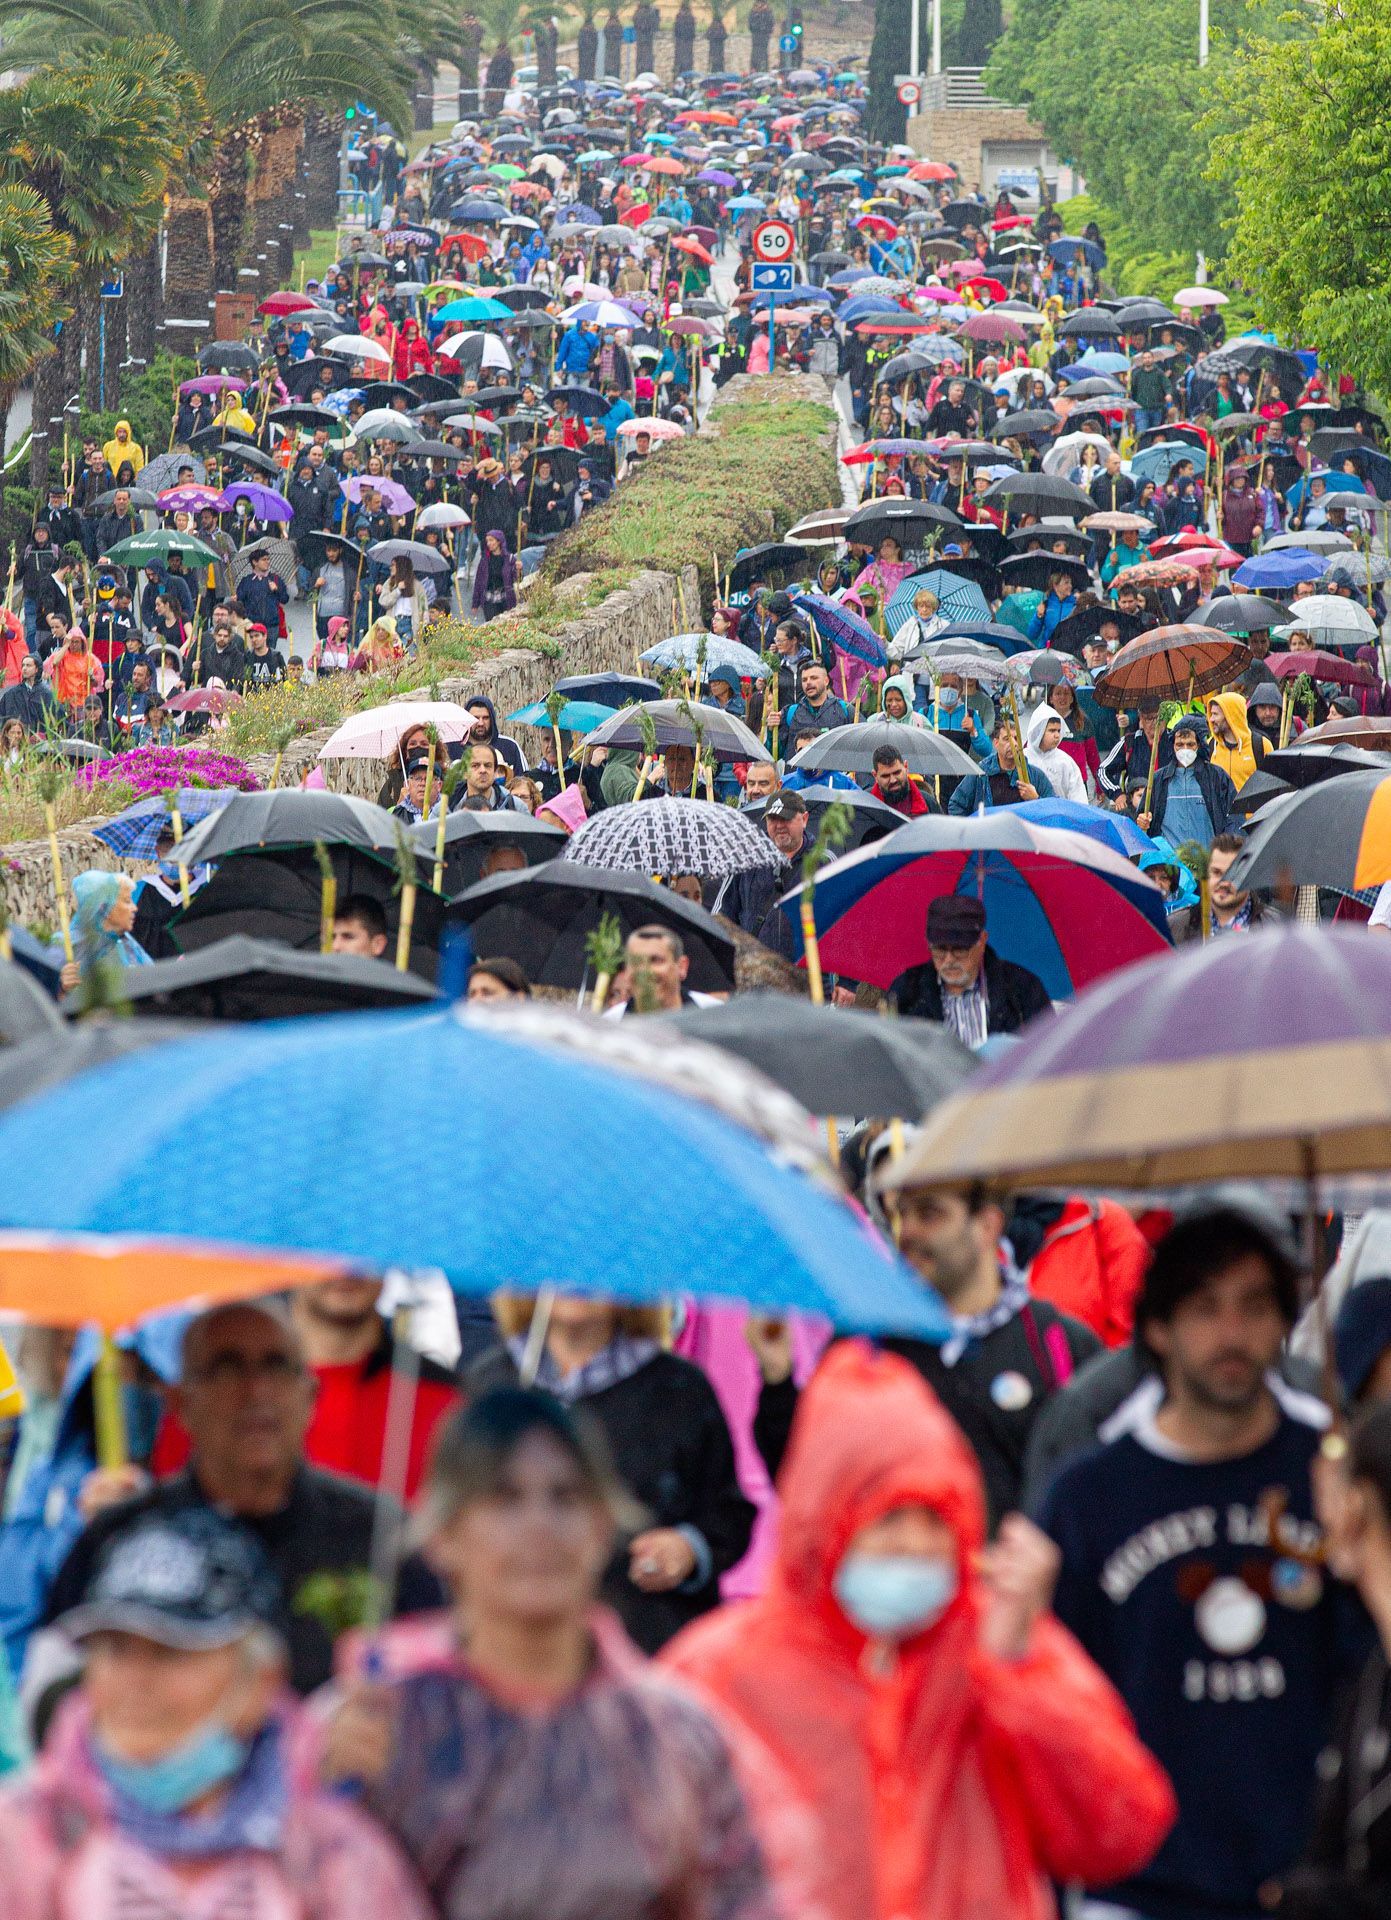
[105,530,221,567]
[995,588,1043,638]
[489,163,525,181]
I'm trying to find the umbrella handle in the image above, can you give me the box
[93,1333,127,1470]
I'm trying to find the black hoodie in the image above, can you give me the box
[463,695,526,775]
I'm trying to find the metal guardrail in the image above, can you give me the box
[919,67,1012,111]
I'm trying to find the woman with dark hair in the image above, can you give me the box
[325,1389,777,1920]
[466,956,531,1002]
[472,529,517,621]
[472,1297,754,1653]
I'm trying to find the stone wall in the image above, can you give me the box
[906,102,1046,192]
[0,563,699,925]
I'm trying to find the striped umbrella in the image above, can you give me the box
[779,813,1171,1000]
[1093,625,1250,708]
[885,569,992,632]
[879,925,1391,1196]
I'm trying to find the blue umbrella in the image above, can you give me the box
[506,699,618,733]
[0,1008,949,1336]
[1048,237,1105,268]
[1233,548,1329,590]
[1055,363,1122,388]
[837,297,905,325]
[827,268,874,288]
[745,285,832,309]
[1284,471,1371,511]
[446,199,507,223]
[791,591,888,668]
[1077,350,1131,376]
[885,569,992,632]
[726,194,766,212]
[92,788,236,862]
[555,203,601,225]
[918,619,1033,657]
[1129,439,1209,483]
[434,296,512,325]
[1010,797,1153,859]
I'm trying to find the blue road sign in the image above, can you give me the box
[751,263,796,292]
[779,33,797,50]
[622,23,635,40]
[100,275,123,300]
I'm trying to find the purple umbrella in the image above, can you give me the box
[219,481,294,523]
[696,169,737,187]
[179,375,248,397]
[790,590,888,669]
[340,475,416,513]
[157,484,224,513]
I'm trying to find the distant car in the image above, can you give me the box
[513,63,576,90]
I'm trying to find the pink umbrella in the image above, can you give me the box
[179,375,247,397]
[917,285,961,303]
[167,685,244,716]
[158,485,224,513]
[340,475,416,513]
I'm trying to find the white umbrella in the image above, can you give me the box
[1270,594,1377,636]
[1173,286,1228,308]
[436,330,512,371]
[352,408,415,440]
[560,298,640,329]
[319,700,476,761]
[417,502,470,529]
[324,334,393,364]
[1043,432,1111,476]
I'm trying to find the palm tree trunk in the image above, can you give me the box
[413,62,436,131]
[210,129,252,297]
[304,109,341,229]
[459,16,485,115]
[537,21,558,86]
[159,197,216,358]
[604,9,623,74]
[126,235,164,372]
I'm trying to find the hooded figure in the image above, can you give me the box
[1206,689,1266,791]
[464,695,526,776]
[70,870,154,971]
[879,671,927,727]
[1023,702,1088,805]
[100,420,145,477]
[1138,714,1236,848]
[664,1343,1176,1920]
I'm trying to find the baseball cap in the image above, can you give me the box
[62,1508,284,1650]
[765,792,808,820]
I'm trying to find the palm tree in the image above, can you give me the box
[459,10,486,113]
[633,0,659,72]
[0,184,72,506]
[672,0,697,77]
[705,0,727,71]
[0,0,418,305]
[603,5,623,76]
[747,0,775,70]
[576,0,600,79]
[0,45,194,483]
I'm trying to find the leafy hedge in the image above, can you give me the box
[548,384,840,610]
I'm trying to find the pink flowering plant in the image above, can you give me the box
[77,745,260,797]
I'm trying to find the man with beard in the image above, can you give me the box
[1037,1204,1361,1920]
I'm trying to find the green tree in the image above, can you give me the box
[0,184,73,504]
[986,0,1257,262]
[1208,0,1391,393]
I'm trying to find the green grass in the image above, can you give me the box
[291,226,343,290]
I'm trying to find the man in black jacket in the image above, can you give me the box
[713,791,803,957]
[889,893,1051,1044]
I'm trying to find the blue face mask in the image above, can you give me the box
[833,1553,958,1639]
[936,687,961,712]
[95,1720,250,1816]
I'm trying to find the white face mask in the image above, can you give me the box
[1175,745,1198,767]
[833,1553,958,1638]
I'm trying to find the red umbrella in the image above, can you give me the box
[852,213,899,239]
[909,161,956,181]
[258,291,317,316]
[619,203,652,228]
[440,232,490,262]
[671,235,713,265]
[1118,557,1203,590]
[1269,651,1376,689]
[990,214,1034,231]
[959,275,1009,301]
[642,155,685,177]
[1149,526,1222,558]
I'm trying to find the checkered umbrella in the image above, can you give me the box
[91,789,235,861]
[563,798,783,879]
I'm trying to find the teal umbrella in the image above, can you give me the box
[507,699,618,733]
[996,589,1043,637]
[433,296,512,325]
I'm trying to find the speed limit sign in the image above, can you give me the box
[751,219,796,265]
[896,79,921,105]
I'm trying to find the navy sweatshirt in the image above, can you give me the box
[1038,1379,1361,1920]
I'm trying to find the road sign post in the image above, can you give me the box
[751,224,797,377]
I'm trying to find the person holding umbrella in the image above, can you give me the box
[888,893,1051,1044]
[948,715,1054,813]
[1135,714,1237,848]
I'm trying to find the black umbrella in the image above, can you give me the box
[215,443,282,477]
[982,471,1095,519]
[1049,604,1147,653]
[1227,769,1391,891]
[522,445,585,486]
[357,381,417,410]
[268,404,344,433]
[1057,309,1121,338]
[505,310,561,332]
[400,440,462,461]
[189,424,257,454]
[494,286,551,310]
[1005,525,1090,557]
[408,372,461,404]
[407,810,565,894]
[172,790,403,867]
[554,672,660,706]
[874,350,935,386]
[544,385,609,419]
[1112,299,1176,328]
[297,528,366,564]
[1058,376,1124,401]
[657,991,976,1119]
[585,699,771,764]
[1189,595,1290,635]
[991,409,1059,441]
[171,851,443,979]
[118,935,438,1020]
[448,865,737,992]
[789,720,977,779]
[998,550,1093,594]
[1260,744,1391,789]
[747,783,904,851]
[93,486,160,510]
[843,499,963,549]
[726,542,812,597]
[0,958,62,1046]
[282,359,339,398]
[198,342,261,372]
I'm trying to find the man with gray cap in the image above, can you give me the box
[888,893,1051,1045]
[41,1299,444,1694]
[0,1506,433,1917]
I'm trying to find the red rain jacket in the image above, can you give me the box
[663,1342,1175,1920]
[1028,1196,1150,1348]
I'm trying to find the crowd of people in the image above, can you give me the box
[3,42,1391,1920]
